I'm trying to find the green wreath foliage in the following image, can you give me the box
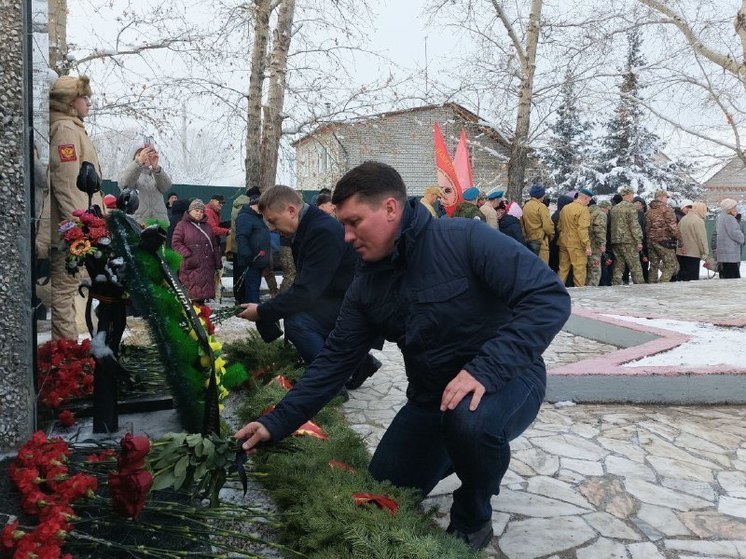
[224,337,481,558]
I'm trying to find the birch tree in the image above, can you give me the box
[492,0,543,201]
[633,0,746,165]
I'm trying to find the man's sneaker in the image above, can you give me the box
[446,521,494,552]
[345,354,382,390]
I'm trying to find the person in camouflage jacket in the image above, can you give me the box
[645,190,680,283]
[609,187,645,285]
[585,201,608,287]
[453,187,486,222]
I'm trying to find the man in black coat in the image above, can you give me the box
[236,162,571,552]
[237,185,380,390]
[234,193,270,304]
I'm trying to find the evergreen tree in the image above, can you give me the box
[540,70,595,192]
[594,30,700,198]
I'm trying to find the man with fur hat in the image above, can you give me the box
[521,184,554,263]
[557,187,593,287]
[609,186,645,285]
[43,74,104,339]
[645,190,680,283]
[452,187,486,221]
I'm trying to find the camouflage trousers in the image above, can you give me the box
[586,250,603,287]
[612,243,645,285]
[648,243,679,283]
[279,246,296,292]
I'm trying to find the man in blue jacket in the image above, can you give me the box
[234,191,270,304]
[237,185,381,392]
[236,163,571,551]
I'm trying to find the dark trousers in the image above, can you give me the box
[368,374,543,533]
[241,267,263,304]
[720,262,741,279]
[284,311,329,364]
[678,256,701,281]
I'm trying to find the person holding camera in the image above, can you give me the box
[119,137,172,228]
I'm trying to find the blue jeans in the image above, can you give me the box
[242,267,263,304]
[284,311,330,364]
[369,373,544,532]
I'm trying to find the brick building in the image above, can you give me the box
[703,157,746,205]
[293,103,513,196]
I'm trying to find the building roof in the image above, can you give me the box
[292,103,512,149]
[704,157,746,189]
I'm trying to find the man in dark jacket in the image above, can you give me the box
[234,193,270,304]
[236,162,571,552]
[237,185,381,390]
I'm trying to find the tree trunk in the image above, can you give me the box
[259,0,295,192]
[48,0,68,75]
[506,0,542,202]
[244,0,271,190]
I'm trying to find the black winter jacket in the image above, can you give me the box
[499,214,525,245]
[257,205,357,330]
[259,201,572,441]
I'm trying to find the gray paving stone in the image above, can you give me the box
[498,516,595,559]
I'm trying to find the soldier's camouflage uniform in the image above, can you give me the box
[453,202,486,221]
[586,204,608,287]
[645,199,680,283]
[609,199,645,285]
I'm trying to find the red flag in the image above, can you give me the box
[434,122,462,216]
[453,130,473,190]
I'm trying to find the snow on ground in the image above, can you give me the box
[608,314,746,368]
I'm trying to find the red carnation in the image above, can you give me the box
[57,410,75,428]
[108,469,153,519]
[118,433,150,473]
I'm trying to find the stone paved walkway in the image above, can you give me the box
[343,279,746,559]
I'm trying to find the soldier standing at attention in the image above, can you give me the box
[610,186,645,285]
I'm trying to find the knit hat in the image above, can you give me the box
[679,199,693,209]
[49,75,93,115]
[720,198,738,212]
[246,186,261,204]
[189,199,206,212]
[578,187,594,198]
[618,186,634,196]
[486,187,505,201]
[462,187,480,201]
[529,184,546,199]
[211,194,225,202]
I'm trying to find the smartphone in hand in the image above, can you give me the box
[144,135,155,147]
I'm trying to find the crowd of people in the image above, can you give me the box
[414,183,743,288]
[37,70,744,555]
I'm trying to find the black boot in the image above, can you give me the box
[446,521,494,552]
[345,354,382,390]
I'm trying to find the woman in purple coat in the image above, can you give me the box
[171,199,222,303]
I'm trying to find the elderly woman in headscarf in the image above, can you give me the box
[119,139,172,228]
[171,199,223,304]
[677,201,710,281]
[43,74,104,339]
